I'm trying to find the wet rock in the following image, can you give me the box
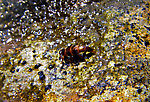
[48,64,54,70]
[34,63,42,69]
[45,85,52,92]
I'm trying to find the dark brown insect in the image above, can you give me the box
[59,45,95,64]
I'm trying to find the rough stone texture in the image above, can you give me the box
[0,0,149,101]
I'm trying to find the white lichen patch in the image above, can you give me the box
[108,61,115,68]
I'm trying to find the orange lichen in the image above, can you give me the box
[42,92,57,102]
[63,92,80,102]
